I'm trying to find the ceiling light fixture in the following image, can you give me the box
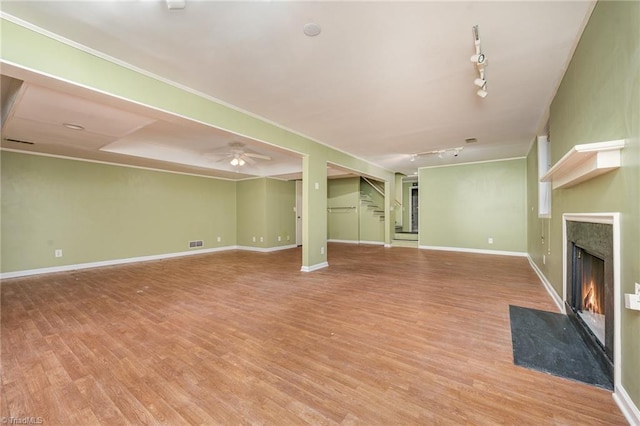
[166,0,186,10]
[412,146,464,160]
[471,25,488,98]
[303,23,321,37]
[62,123,84,131]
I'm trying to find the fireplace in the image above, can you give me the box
[565,219,614,383]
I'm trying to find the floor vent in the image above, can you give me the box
[188,240,204,248]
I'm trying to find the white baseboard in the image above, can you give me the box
[328,239,385,246]
[526,255,564,313]
[614,384,640,426]
[0,245,238,279]
[236,244,297,253]
[358,240,385,246]
[300,261,329,272]
[418,245,527,257]
[0,244,302,279]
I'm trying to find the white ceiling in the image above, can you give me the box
[0,1,595,179]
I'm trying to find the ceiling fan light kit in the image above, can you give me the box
[471,25,488,98]
[206,141,272,168]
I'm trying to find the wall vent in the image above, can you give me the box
[188,240,204,248]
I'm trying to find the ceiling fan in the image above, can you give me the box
[205,141,272,167]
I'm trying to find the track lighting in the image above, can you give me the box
[471,25,488,98]
[411,147,464,160]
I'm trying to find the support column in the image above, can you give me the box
[384,179,394,247]
[301,155,328,272]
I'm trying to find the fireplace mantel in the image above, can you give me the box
[541,140,625,189]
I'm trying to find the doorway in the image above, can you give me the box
[295,180,303,246]
[410,186,419,232]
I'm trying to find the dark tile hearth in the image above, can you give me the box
[509,305,613,390]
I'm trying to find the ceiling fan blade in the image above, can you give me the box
[241,154,257,165]
[244,152,272,161]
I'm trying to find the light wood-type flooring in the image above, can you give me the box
[1,244,627,425]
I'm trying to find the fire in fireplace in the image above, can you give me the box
[573,247,606,346]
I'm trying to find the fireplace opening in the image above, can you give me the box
[566,226,614,385]
[571,246,606,347]
[564,217,617,389]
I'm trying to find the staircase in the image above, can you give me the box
[359,193,385,222]
[393,225,418,247]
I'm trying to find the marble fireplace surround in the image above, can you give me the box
[562,213,621,389]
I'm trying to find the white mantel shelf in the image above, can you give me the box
[541,139,625,189]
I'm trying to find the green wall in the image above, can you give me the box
[419,159,527,253]
[0,151,237,272]
[0,17,394,269]
[236,178,296,249]
[236,179,267,248]
[527,0,640,408]
[265,178,296,248]
[328,177,360,242]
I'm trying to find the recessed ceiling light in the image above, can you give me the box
[465,138,478,143]
[63,123,85,131]
[303,23,321,37]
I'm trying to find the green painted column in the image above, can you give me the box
[384,179,394,246]
[301,155,328,271]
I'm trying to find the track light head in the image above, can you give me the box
[477,88,488,98]
[474,78,487,88]
[470,53,486,65]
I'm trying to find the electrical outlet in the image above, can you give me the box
[217,236,221,242]
[488,237,493,244]
[287,235,290,241]
[252,236,256,242]
[314,182,319,190]
[54,249,63,258]
[543,255,546,265]
[277,236,281,242]
[260,237,264,243]
[320,246,325,255]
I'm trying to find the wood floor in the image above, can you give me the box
[1,244,627,425]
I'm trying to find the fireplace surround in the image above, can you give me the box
[563,213,621,388]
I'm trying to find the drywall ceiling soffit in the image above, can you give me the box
[0,1,595,176]
[1,77,303,179]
